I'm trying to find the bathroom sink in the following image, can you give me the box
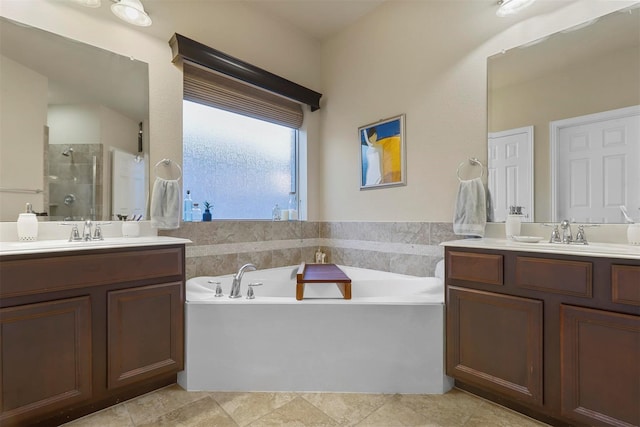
[0,236,190,255]
[511,240,640,257]
[1,239,120,252]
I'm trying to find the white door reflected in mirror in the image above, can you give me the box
[551,105,640,224]
[488,126,534,223]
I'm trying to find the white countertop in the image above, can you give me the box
[0,236,191,257]
[442,238,640,260]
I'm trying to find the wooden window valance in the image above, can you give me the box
[170,33,322,129]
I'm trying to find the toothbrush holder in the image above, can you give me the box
[122,221,140,238]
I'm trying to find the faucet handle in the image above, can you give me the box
[70,225,81,241]
[549,225,561,243]
[246,282,263,300]
[61,222,82,241]
[574,225,588,245]
[208,280,223,297]
[93,224,104,240]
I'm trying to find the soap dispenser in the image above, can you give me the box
[17,203,38,241]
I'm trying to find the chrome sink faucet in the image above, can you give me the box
[546,220,590,245]
[560,219,572,244]
[229,263,257,299]
[82,220,93,241]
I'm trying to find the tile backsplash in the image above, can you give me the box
[160,221,456,280]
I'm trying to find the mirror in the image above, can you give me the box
[0,17,149,222]
[487,7,640,224]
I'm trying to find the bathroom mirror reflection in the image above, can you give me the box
[487,6,640,224]
[0,17,149,222]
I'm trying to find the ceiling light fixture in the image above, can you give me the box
[111,0,152,27]
[496,0,537,17]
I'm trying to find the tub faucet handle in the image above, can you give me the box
[208,280,223,297]
[246,282,263,300]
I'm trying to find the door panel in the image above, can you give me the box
[107,282,183,389]
[0,297,92,424]
[560,304,640,427]
[488,126,534,222]
[553,106,640,223]
[447,286,543,406]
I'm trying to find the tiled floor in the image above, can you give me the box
[64,385,550,426]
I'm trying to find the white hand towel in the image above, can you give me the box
[453,177,487,237]
[150,178,180,230]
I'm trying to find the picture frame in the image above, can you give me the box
[359,114,406,190]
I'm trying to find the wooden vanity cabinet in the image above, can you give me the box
[445,247,640,427]
[0,244,185,427]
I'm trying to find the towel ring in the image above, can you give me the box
[154,158,182,181]
[456,157,484,182]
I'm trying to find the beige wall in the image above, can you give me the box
[0,54,47,219]
[318,0,635,221]
[490,46,640,221]
[0,0,322,219]
[1,0,634,223]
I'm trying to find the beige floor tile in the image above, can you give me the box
[465,401,550,427]
[301,393,391,426]
[124,384,211,425]
[396,389,483,426]
[248,396,339,427]
[355,398,433,427]
[136,396,238,427]
[63,403,134,426]
[211,392,298,426]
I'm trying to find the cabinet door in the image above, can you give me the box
[0,297,92,425]
[107,282,183,389]
[447,286,543,406]
[560,304,640,427]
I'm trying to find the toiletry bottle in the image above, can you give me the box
[315,248,322,263]
[191,203,202,222]
[17,203,38,241]
[184,190,193,222]
[288,192,298,220]
[505,205,522,239]
[272,203,281,221]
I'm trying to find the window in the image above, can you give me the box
[183,100,297,219]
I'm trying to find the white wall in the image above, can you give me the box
[0,54,47,219]
[0,0,322,219]
[319,0,636,221]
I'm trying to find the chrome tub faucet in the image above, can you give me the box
[229,263,257,298]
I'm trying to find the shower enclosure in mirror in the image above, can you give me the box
[0,17,149,222]
[487,6,640,224]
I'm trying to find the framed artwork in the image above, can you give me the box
[359,114,406,190]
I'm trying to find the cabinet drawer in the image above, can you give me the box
[515,256,592,298]
[447,251,503,286]
[0,247,184,298]
[612,265,640,306]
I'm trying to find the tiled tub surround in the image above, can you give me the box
[159,221,456,280]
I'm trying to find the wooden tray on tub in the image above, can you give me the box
[296,262,351,301]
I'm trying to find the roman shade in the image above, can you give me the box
[170,33,322,129]
[183,62,304,129]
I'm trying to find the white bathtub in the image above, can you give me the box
[178,264,453,394]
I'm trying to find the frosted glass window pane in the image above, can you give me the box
[183,100,296,219]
